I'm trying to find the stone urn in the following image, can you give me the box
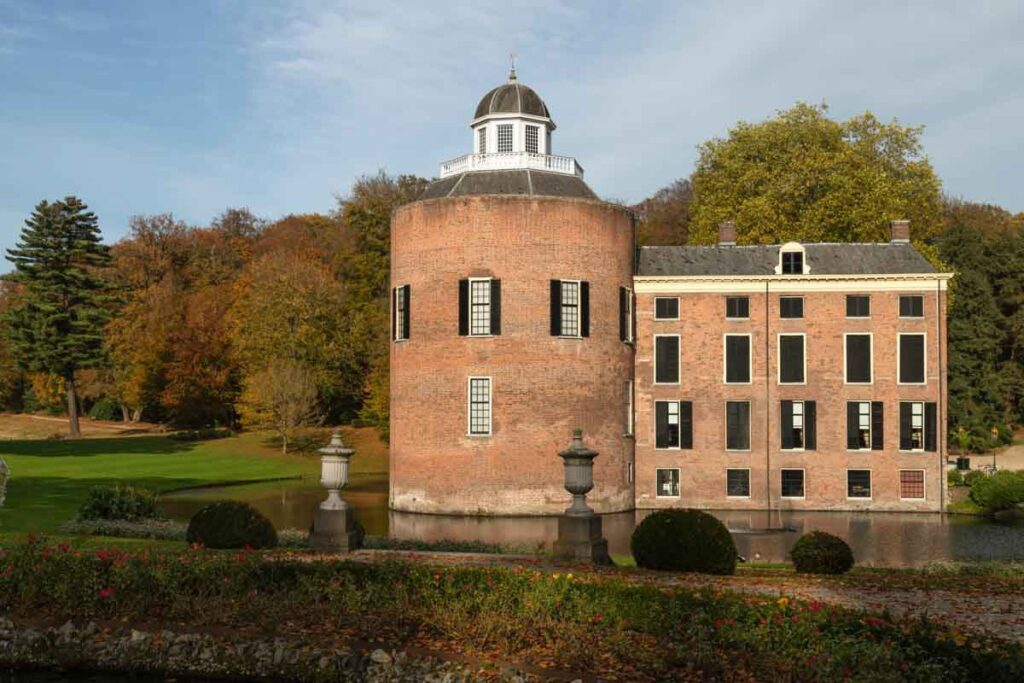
[318,430,353,511]
[558,428,599,517]
[553,429,610,564]
[309,430,360,552]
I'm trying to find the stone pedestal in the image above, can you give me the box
[309,507,360,553]
[553,514,610,564]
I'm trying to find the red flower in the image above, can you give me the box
[806,656,817,667]
[95,549,111,563]
[809,601,822,612]
[98,587,114,600]
[58,543,71,554]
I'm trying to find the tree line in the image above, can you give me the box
[1,102,1021,450]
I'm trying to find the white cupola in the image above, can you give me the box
[439,67,583,179]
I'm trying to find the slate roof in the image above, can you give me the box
[474,82,551,120]
[637,243,937,276]
[419,170,597,201]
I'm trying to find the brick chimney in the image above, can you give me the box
[718,221,736,246]
[890,219,910,243]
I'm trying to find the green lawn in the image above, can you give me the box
[0,429,372,535]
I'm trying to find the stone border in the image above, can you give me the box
[0,617,528,682]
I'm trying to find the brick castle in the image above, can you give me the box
[390,71,951,516]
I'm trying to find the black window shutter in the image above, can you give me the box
[805,401,817,450]
[900,335,925,383]
[780,336,804,383]
[727,402,738,449]
[726,336,750,383]
[391,287,397,341]
[490,279,501,335]
[581,281,590,337]
[899,402,913,450]
[846,402,859,449]
[871,401,884,450]
[619,287,627,341]
[656,337,679,383]
[780,400,794,449]
[458,279,469,336]
[655,402,669,448]
[550,280,562,336]
[402,285,411,339]
[680,401,693,449]
[924,402,937,452]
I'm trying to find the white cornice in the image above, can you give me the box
[633,272,953,294]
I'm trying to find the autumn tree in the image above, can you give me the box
[228,249,356,419]
[237,359,322,453]
[334,172,428,435]
[4,197,111,437]
[689,102,943,245]
[634,179,694,246]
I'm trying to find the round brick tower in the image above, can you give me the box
[389,69,635,515]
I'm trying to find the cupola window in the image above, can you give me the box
[497,124,513,153]
[477,127,487,155]
[525,125,539,154]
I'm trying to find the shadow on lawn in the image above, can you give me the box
[0,436,197,458]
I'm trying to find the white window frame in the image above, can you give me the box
[779,295,804,319]
[723,333,753,385]
[897,332,927,386]
[899,469,927,501]
[846,468,873,500]
[624,380,634,437]
[655,467,681,499]
[654,297,680,321]
[394,285,408,342]
[525,124,539,154]
[653,334,681,385]
[725,295,750,320]
[477,126,487,154]
[496,123,513,153]
[845,294,871,319]
[848,400,872,453]
[466,376,492,437]
[780,468,806,500]
[898,294,925,319]
[782,399,806,452]
[627,461,634,484]
[843,332,873,385]
[724,400,752,453]
[468,277,493,337]
[558,279,582,339]
[900,400,926,453]
[777,333,806,385]
[776,243,808,275]
[654,399,684,451]
[726,468,752,499]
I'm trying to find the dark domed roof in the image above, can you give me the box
[474,78,551,120]
[420,170,596,201]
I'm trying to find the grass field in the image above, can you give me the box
[0,416,388,537]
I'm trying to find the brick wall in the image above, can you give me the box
[390,196,635,515]
[634,283,948,512]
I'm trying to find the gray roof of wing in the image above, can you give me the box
[637,243,937,276]
[419,170,597,200]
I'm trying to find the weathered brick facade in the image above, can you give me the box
[633,278,948,512]
[390,196,635,515]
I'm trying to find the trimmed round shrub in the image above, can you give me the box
[186,501,277,549]
[78,484,161,521]
[630,509,737,575]
[790,531,854,575]
[962,470,987,488]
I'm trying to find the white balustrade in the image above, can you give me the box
[439,152,584,179]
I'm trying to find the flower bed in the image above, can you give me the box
[0,537,1021,682]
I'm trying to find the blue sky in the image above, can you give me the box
[1,1,1021,256]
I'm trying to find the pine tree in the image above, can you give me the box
[4,197,112,438]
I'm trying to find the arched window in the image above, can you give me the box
[776,243,808,275]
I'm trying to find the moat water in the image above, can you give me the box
[160,474,1024,567]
